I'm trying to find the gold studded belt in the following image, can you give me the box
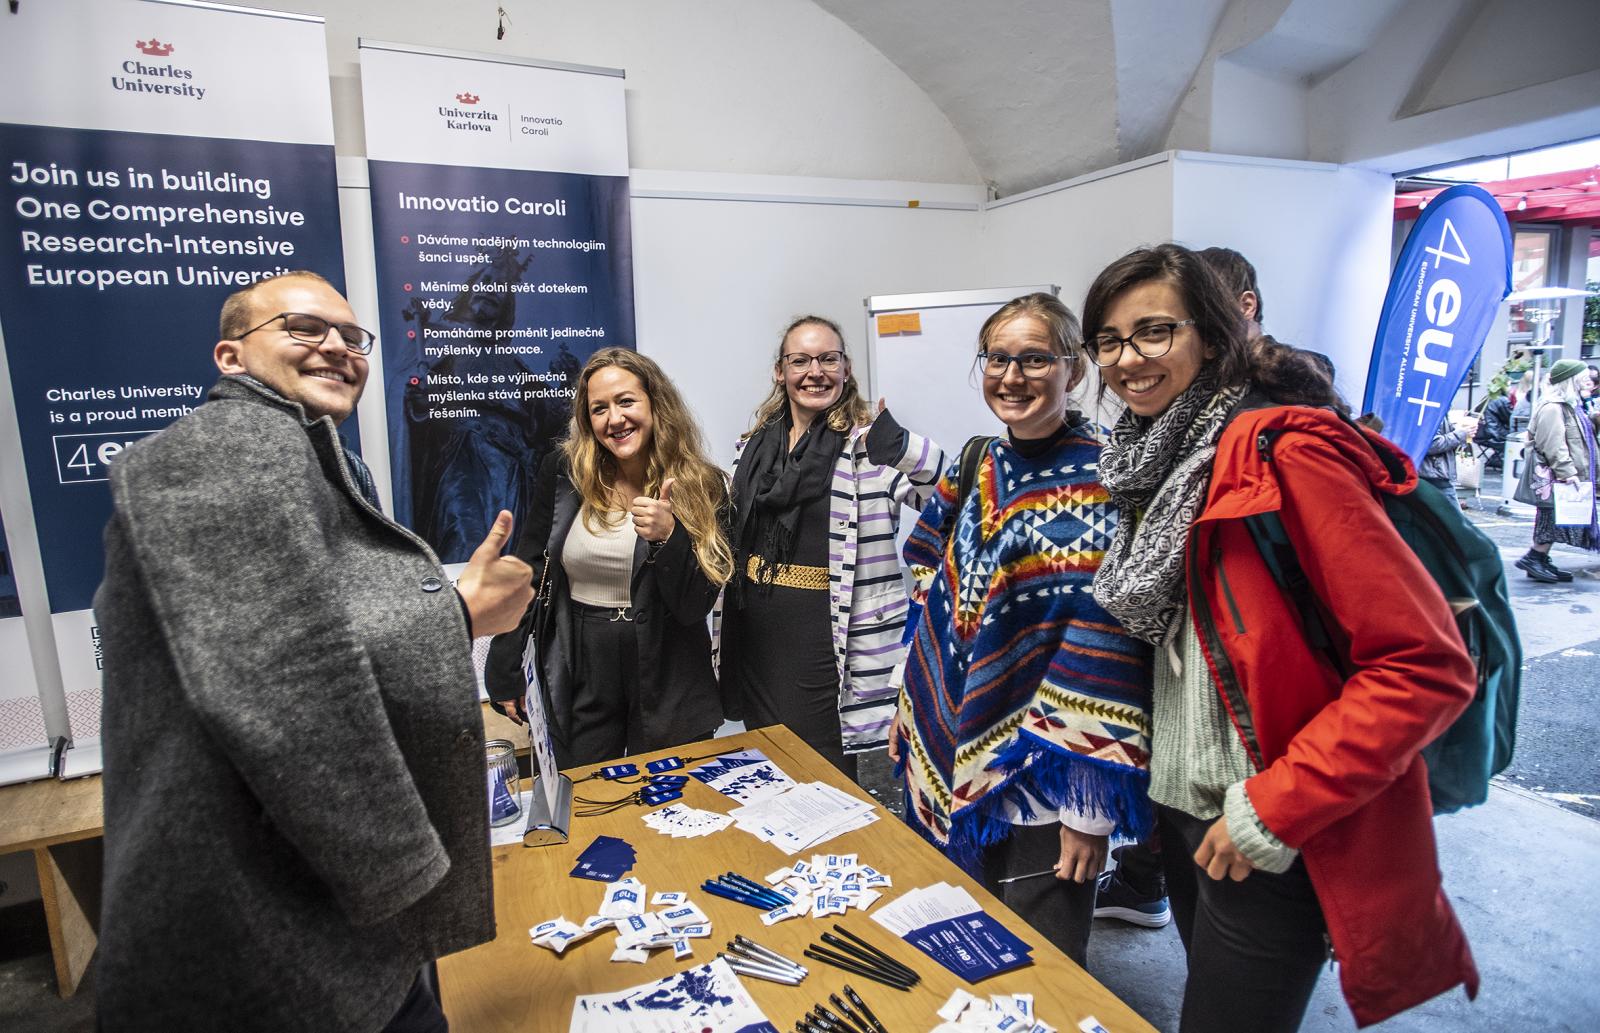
[746,555,829,591]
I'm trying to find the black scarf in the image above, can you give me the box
[730,412,845,596]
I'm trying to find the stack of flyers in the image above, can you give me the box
[569,958,779,1033]
[934,989,1061,1032]
[570,836,638,881]
[728,781,878,855]
[871,883,1033,982]
[694,749,797,805]
[641,803,735,839]
[755,854,893,923]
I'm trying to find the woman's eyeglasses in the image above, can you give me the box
[1088,320,1195,367]
[780,351,846,372]
[976,351,1062,379]
[239,312,377,354]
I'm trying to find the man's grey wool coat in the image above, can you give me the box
[93,376,493,1032]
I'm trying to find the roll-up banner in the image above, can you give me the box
[0,506,50,784]
[1361,184,1512,464]
[0,0,346,767]
[360,40,635,565]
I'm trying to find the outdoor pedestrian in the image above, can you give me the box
[1515,359,1599,582]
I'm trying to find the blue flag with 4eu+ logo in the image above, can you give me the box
[1361,184,1512,465]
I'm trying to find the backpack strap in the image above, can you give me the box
[1244,429,1351,678]
[956,434,996,509]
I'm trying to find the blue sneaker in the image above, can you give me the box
[1094,868,1171,928]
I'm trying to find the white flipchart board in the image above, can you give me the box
[865,285,1058,556]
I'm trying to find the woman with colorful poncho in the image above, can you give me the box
[887,292,1154,966]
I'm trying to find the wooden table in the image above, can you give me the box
[439,725,1156,1033]
[0,702,525,1000]
[0,772,104,998]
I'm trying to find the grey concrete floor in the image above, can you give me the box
[2,499,1595,1032]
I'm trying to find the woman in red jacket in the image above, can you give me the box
[1083,244,1478,1031]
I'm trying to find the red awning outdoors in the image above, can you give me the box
[1395,166,1600,226]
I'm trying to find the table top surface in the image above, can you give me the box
[439,725,1155,1033]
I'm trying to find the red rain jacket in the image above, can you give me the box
[1187,405,1480,1027]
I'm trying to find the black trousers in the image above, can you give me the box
[725,586,857,782]
[566,604,717,767]
[379,968,447,1033]
[979,822,1097,967]
[1158,805,1328,1033]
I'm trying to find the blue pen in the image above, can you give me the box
[700,881,777,910]
[721,874,790,908]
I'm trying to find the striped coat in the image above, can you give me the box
[714,417,947,751]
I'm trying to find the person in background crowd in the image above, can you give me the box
[1511,370,1537,431]
[888,293,1153,966]
[486,349,733,766]
[1587,365,1600,417]
[1515,359,1599,583]
[716,315,946,780]
[95,271,534,1033]
[1420,409,1479,509]
[1085,244,1478,1032]
[1475,390,1512,473]
[1196,247,1262,339]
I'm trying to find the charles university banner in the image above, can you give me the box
[1362,184,1512,464]
[0,0,345,775]
[359,39,635,566]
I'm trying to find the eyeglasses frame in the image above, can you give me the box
[1088,319,1196,368]
[238,312,377,355]
[975,350,1067,380]
[779,350,847,373]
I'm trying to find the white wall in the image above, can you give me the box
[1171,152,1395,402]
[250,0,981,186]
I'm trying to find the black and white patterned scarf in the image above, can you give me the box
[1092,375,1248,646]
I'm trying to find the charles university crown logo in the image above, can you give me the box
[136,38,175,57]
[455,91,480,105]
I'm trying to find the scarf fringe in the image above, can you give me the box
[932,733,1153,875]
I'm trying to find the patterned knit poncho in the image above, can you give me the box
[896,423,1154,870]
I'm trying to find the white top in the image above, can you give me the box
[563,508,634,608]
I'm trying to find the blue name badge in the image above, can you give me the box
[641,787,682,806]
[600,764,639,780]
[646,757,685,773]
[648,775,689,788]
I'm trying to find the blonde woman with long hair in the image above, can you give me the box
[714,315,946,781]
[487,348,733,766]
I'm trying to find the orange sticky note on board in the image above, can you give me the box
[876,312,923,336]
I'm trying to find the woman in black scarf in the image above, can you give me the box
[716,315,946,780]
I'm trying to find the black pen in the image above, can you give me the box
[803,948,913,991]
[819,932,919,985]
[815,1003,863,1033]
[829,992,874,1033]
[831,925,921,983]
[845,984,891,1033]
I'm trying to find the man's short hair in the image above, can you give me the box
[1197,247,1263,324]
[218,270,338,341]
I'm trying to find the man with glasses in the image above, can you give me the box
[94,270,532,1033]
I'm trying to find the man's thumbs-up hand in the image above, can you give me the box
[457,510,534,637]
[631,477,677,543]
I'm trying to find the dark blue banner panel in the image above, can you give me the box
[0,123,346,612]
[368,159,635,564]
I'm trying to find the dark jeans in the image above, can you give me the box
[1159,805,1327,1033]
[979,822,1097,967]
[380,969,447,1033]
[1112,835,1166,899]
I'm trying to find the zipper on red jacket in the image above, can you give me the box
[1189,538,1266,771]
[1212,546,1247,635]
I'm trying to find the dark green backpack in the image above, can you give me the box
[1246,426,1521,814]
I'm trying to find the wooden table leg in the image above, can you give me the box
[34,837,102,998]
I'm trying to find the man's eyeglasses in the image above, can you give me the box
[976,351,1063,379]
[240,312,377,354]
[781,350,846,373]
[1088,320,1195,367]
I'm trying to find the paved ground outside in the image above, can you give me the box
[2,496,1595,1031]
